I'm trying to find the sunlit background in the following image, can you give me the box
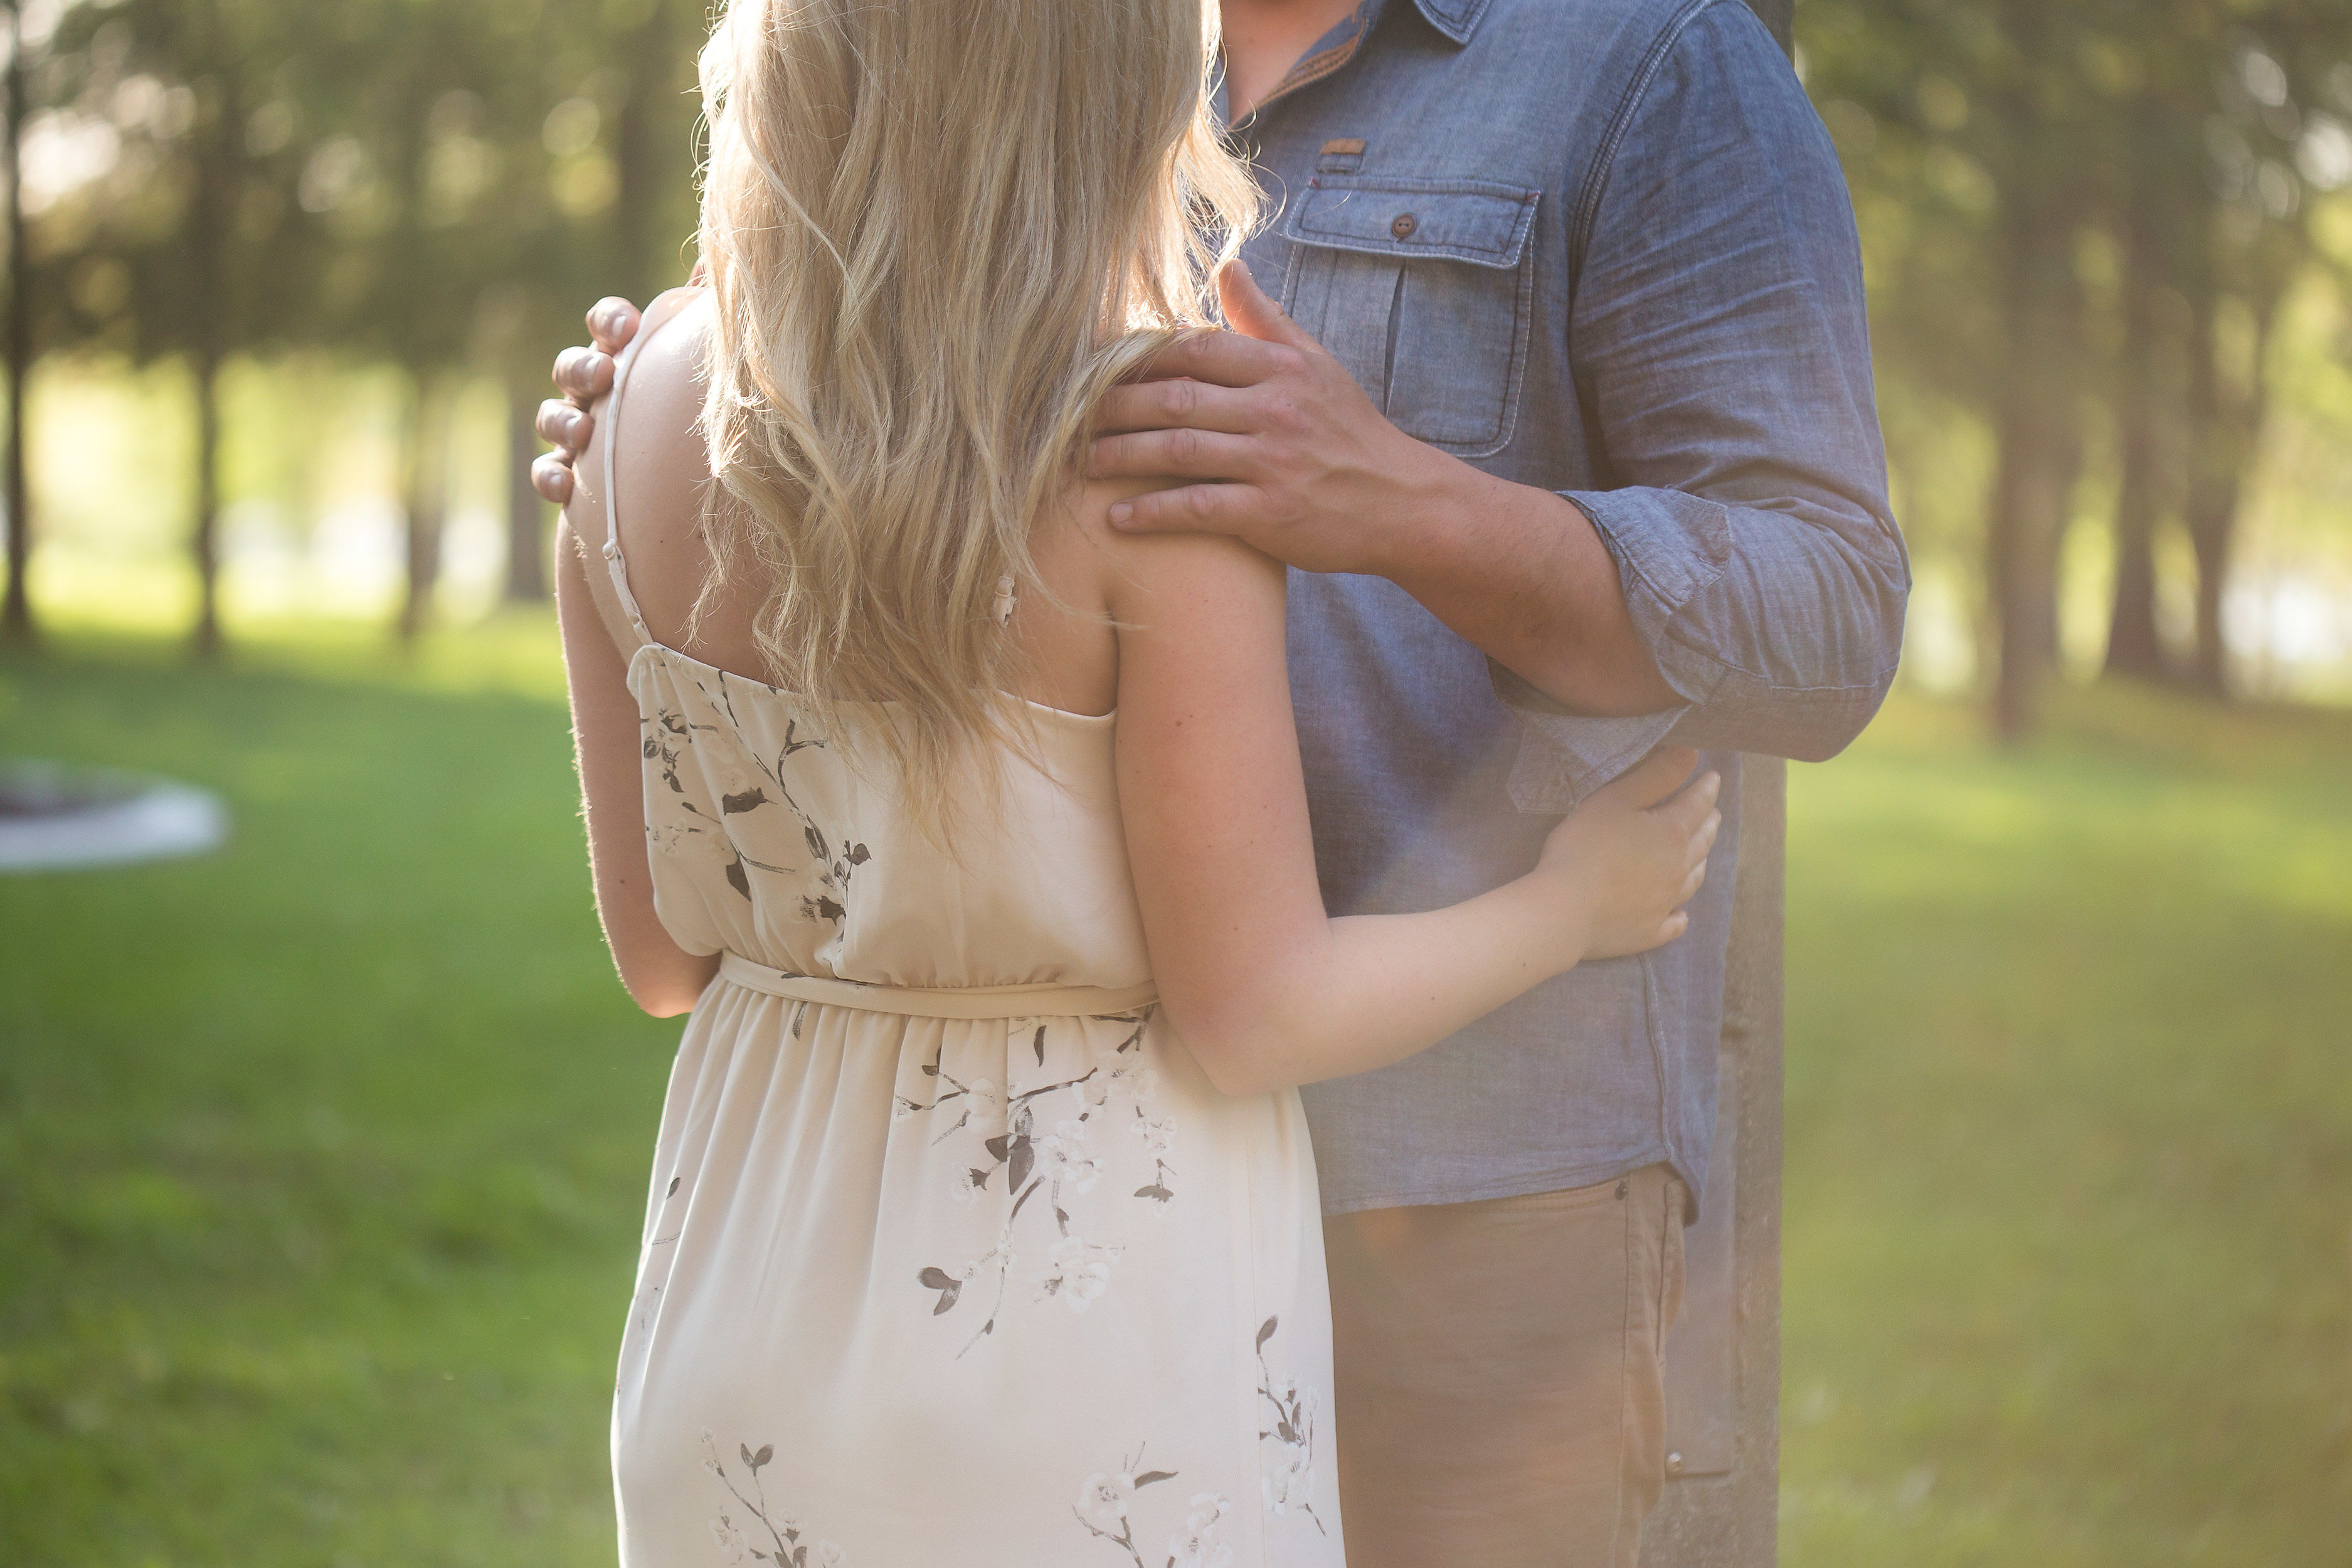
[2,0,2349,1563]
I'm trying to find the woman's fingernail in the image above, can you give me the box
[1108,503,1133,527]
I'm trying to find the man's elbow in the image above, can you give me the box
[1786,580,1907,761]
[1781,670,1898,763]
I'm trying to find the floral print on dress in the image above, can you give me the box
[1254,1317,1327,1537]
[701,1429,847,1566]
[902,1010,1172,1355]
[640,657,866,925]
[1074,1448,1234,1568]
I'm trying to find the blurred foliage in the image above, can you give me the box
[4,0,707,640]
[24,0,701,363]
[0,0,2348,680]
[1800,0,2352,729]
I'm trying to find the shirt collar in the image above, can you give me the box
[1307,0,1491,52]
[1407,0,1491,45]
[1217,0,1483,127]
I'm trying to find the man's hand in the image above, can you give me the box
[1088,260,1458,578]
[1096,258,1678,717]
[529,297,645,505]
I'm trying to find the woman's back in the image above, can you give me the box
[593,290,1154,992]
[569,291,1345,1568]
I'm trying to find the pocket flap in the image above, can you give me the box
[1283,177,1540,269]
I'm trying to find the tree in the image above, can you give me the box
[1802,0,2352,731]
[2100,11,2343,693]
[20,0,704,649]
[1,0,31,645]
[38,0,334,655]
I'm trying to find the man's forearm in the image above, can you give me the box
[1377,453,1682,719]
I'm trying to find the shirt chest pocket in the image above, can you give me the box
[1279,177,1540,457]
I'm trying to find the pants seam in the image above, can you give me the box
[1608,1182,1635,1566]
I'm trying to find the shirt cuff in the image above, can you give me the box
[1488,659,1686,812]
[1485,488,1732,812]
[1563,487,1737,704]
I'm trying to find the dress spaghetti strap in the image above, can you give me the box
[595,288,701,652]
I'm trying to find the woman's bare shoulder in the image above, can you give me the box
[1054,479,1284,628]
[610,289,715,509]
[566,288,710,547]
[597,290,724,637]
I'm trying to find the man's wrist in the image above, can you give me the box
[1358,437,1484,585]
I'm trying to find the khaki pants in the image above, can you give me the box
[1323,1163,1686,1568]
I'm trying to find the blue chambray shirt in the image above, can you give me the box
[1227,0,1910,1216]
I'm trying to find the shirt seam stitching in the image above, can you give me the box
[1567,0,1726,307]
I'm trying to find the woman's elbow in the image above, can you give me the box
[1193,1047,1277,1098]
[1167,1010,1292,1099]
[618,952,717,1017]
[630,985,701,1019]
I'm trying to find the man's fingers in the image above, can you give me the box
[554,346,613,403]
[1214,258,1320,354]
[1127,327,1301,391]
[1089,426,1257,483]
[537,398,590,452]
[1094,377,1261,437]
[586,297,642,356]
[531,453,576,506]
[1105,482,1266,535]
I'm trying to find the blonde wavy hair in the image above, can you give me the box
[693,0,1260,834]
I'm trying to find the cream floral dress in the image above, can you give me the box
[595,295,1343,1568]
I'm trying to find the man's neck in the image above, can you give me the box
[1219,0,1365,120]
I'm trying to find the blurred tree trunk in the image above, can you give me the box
[3,0,32,646]
[506,380,547,601]
[187,65,240,659]
[1986,177,2084,743]
[610,1,681,308]
[397,375,450,643]
[191,349,223,653]
[2104,116,2179,684]
[2181,283,2274,700]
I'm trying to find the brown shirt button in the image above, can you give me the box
[1391,213,1417,239]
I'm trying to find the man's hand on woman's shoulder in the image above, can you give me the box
[531,296,644,505]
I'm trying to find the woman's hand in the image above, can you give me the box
[1533,746,1721,963]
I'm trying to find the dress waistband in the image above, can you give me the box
[717,952,1158,1020]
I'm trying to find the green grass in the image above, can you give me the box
[0,616,675,1566]
[1779,684,2352,1564]
[3,621,2349,1564]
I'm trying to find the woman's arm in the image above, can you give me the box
[554,508,719,1019]
[1108,527,1717,1097]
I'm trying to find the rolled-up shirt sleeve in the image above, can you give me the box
[1501,0,1910,810]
